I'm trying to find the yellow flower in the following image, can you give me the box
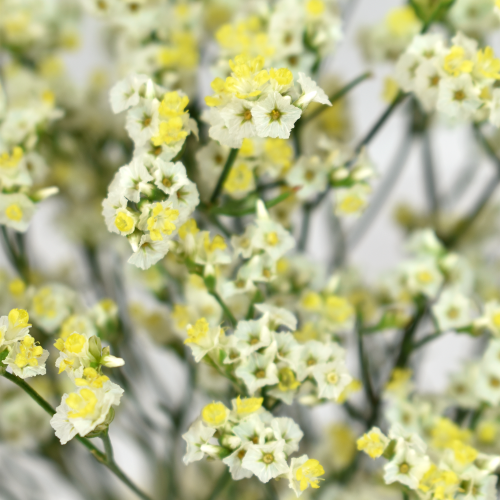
[185,317,209,345]
[385,6,420,37]
[202,401,228,427]
[324,295,354,324]
[147,203,179,241]
[66,388,98,419]
[475,46,500,80]
[357,428,389,458]
[235,396,263,416]
[444,46,473,77]
[178,219,199,240]
[75,367,109,389]
[14,335,44,368]
[296,459,325,491]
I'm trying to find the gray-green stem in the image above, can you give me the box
[2,371,154,500]
[210,148,240,204]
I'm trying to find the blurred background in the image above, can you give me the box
[1,0,499,499]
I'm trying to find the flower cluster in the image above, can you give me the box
[103,75,199,269]
[50,323,124,445]
[0,69,60,232]
[205,54,331,147]
[184,300,353,408]
[0,308,49,379]
[358,423,500,499]
[183,396,325,496]
[396,32,500,125]
[214,0,342,72]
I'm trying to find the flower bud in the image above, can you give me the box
[88,336,102,363]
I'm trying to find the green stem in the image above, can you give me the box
[422,126,439,219]
[395,302,426,368]
[0,226,28,282]
[354,91,408,155]
[420,0,457,33]
[206,469,231,500]
[298,204,312,252]
[211,190,293,217]
[469,404,486,431]
[102,431,114,462]
[357,319,378,426]
[411,331,442,351]
[210,289,237,327]
[302,71,373,125]
[1,372,154,500]
[210,148,239,205]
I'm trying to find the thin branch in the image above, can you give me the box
[422,126,439,217]
[2,372,154,500]
[302,71,373,125]
[354,91,408,155]
[210,148,239,204]
[210,289,237,327]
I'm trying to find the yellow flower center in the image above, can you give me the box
[14,335,44,368]
[66,388,98,419]
[114,212,134,233]
[296,459,325,491]
[202,401,228,426]
[5,203,23,222]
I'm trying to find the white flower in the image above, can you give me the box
[232,414,269,446]
[479,300,500,336]
[406,229,444,257]
[436,74,482,122]
[3,335,49,379]
[271,417,303,455]
[50,381,124,445]
[184,317,222,363]
[242,440,290,483]
[388,424,427,455]
[109,74,149,114]
[207,108,243,148]
[125,98,160,146]
[128,234,171,270]
[252,92,302,139]
[0,193,36,232]
[252,204,295,261]
[383,442,431,490]
[30,284,74,333]
[431,289,472,331]
[220,98,257,143]
[286,156,328,200]
[395,52,421,92]
[0,309,31,349]
[182,419,216,465]
[335,184,371,218]
[295,340,341,381]
[223,445,254,480]
[119,158,154,203]
[152,159,189,196]
[404,258,444,298]
[235,344,279,394]
[255,304,298,331]
[414,59,446,112]
[234,315,272,357]
[312,359,352,401]
[296,73,331,108]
